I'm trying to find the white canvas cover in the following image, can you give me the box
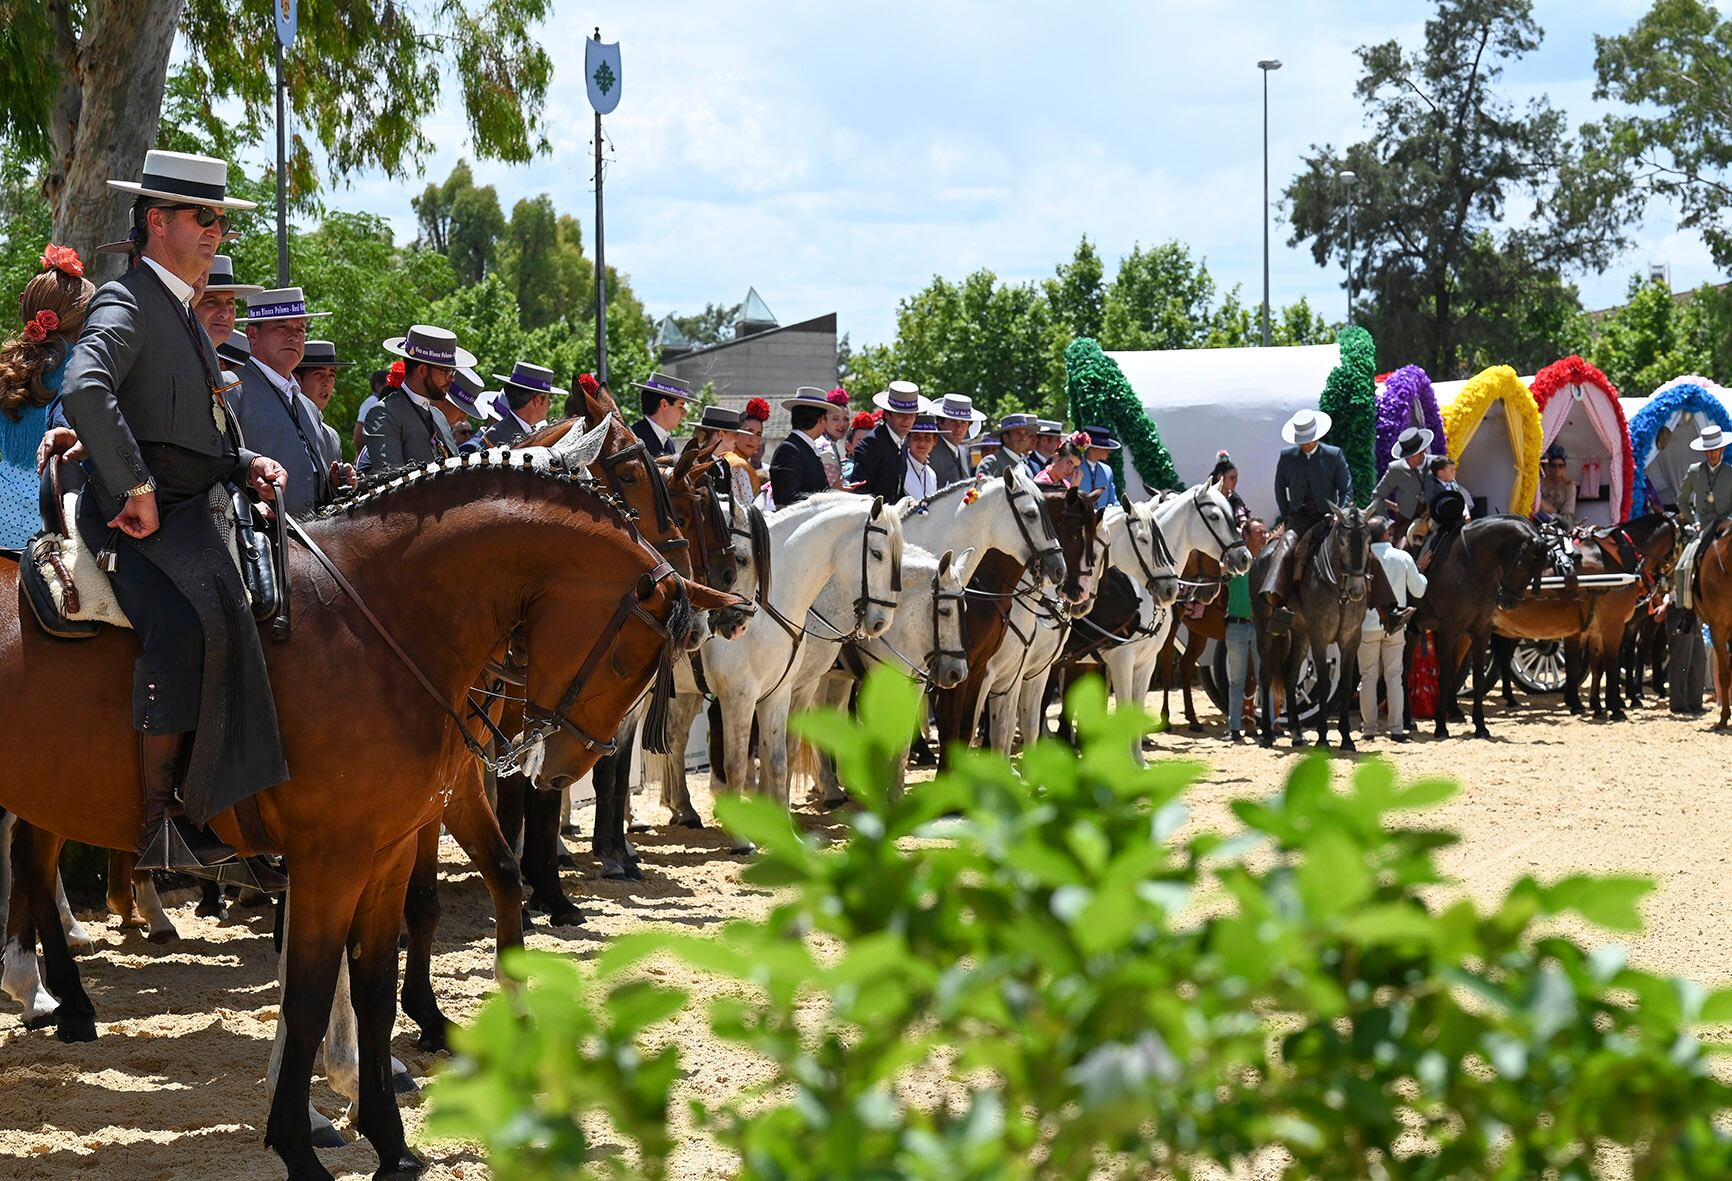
[1108,344,1343,520]
[1432,374,1536,516]
[1536,384,1626,525]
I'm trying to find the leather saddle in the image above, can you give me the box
[21,458,283,640]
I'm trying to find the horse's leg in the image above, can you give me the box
[2,829,57,1028]
[265,873,364,1179]
[398,818,447,1053]
[1433,628,1456,739]
[662,693,704,828]
[1256,632,1278,748]
[347,837,425,1179]
[52,868,95,953]
[522,780,586,912]
[760,690,795,813]
[11,822,94,1042]
[1470,632,1493,739]
[132,870,180,944]
[1605,623,1629,722]
[1334,632,1357,752]
[104,850,144,931]
[1181,632,1204,730]
[1716,627,1732,729]
[193,876,228,920]
[720,689,756,850]
[442,767,526,985]
[1563,637,1585,716]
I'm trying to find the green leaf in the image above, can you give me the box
[1392,777,1459,809]
[1549,874,1654,931]
[604,980,689,1037]
[1297,828,1371,917]
[1700,987,1732,1026]
[1342,903,1435,948]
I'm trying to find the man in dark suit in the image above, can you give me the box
[293,340,351,479]
[480,360,562,449]
[630,372,695,458]
[850,379,920,500]
[930,394,980,485]
[1026,418,1063,476]
[1368,426,1433,542]
[361,324,473,471]
[60,149,290,874]
[232,285,339,517]
[770,388,834,508]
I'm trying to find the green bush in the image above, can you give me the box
[1064,337,1181,493]
[1319,325,1379,507]
[429,670,1732,1179]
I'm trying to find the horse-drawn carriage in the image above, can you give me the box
[1529,356,1634,527]
[1433,365,1543,519]
[1628,375,1732,515]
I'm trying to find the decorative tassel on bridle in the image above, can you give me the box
[640,644,679,756]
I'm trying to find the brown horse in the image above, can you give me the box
[1688,521,1732,728]
[0,458,735,1181]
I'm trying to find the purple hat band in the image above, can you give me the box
[509,368,553,391]
[406,340,456,364]
[250,299,308,318]
[642,378,688,396]
[885,395,919,411]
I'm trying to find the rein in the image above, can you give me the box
[285,514,678,771]
[846,565,968,686]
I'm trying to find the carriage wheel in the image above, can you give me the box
[1510,639,1569,694]
[1206,639,1339,726]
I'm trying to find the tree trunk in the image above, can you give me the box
[47,0,183,283]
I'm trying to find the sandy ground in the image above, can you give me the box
[2,691,1731,1179]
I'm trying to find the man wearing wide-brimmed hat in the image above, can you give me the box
[294,340,354,480]
[1678,424,1732,528]
[1026,418,1064,476]
[850,380,920,500]
[976,411,1038,478]
[59,148,290,877]
[233,286,339,516]
[482,361,562,448]
[930,394,982,485]
[191,253,262,356]
[1262,410,1352,632]
[630,372,696,459]
[362,324,476,471]
[1369,426,1434,543]
[769,386,835,508]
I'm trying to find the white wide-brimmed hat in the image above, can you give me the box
[1282,409,1333,445]
[872,379,922,414]
[1692,424,1730,452]
[382,324,477,370]
[1392,426,1433,459]
[239,287,331,324]
[107,150,257,211]
[934,393,986,431]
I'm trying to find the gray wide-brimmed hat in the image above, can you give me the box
[447,367,501,421]
[239,286,331,324]
[631,372,697,402]
[107,149,257,211]
[494,360,569,400]
[871,379,922,414]
[997,412,1040,433]
[1392,426,1433,459]
[1693,425,1729,453]
[216,330,251,368]
[934,393,986,431]
[205,254,263,296]
[698,405,743,430]
[1036,418,1064,437]
[295,340,353,370]
[1282,409,1332,445]
[382,324,477,370]
[781,386,835,413]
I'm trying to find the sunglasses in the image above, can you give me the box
[164,203,232,232]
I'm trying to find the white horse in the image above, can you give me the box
[1100,484,1251,737]
[899,468,1068,589]
[790,543,973,805]
[705,493,904,842]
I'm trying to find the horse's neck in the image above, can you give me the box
[972,549,1028,593]
[772,504,865,619]
[903,487,1012,582]
[1153,497,1209,569]
[880,554,937,652]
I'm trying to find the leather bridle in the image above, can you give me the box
[286,510,682,771]
[598,438,686,557]
[846,563,967,686]
[856,508,901,630]
[1008,476,1065,579]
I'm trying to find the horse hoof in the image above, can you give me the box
[546,906,586,928]
[1474,729,1493,740]
[1611,712,1628,723]
[731,840,758,856]
[415,1029,449,1055]
[1338,739,1356,753]
[1291,738,1309,750]
[519,907,535,929]
[194,898,227,919]
[625,863,645,882]
[54,1013,97,1043]
[673,814,704,830]
[145,928,177,945]
[23,1007,58,1031]
[556,852,576,869]
[310,1124,348,1150]
[392,1066,420,1094]
[374,1150,426,1180]
[1257,737,1275,749]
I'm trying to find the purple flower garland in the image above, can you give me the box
[1376,365,1448,472]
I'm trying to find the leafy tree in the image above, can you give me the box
[413,161,506,286]
[431,669,1732,1180]
[1587,274,1725,398]
[1284,0,1640,377]
[1098,240,1219,351]
[0,140,51,305]
[1044,234,1106,341]
[1,0,553,277]
[1273,296,1336,347]
[1595,0,1732,269]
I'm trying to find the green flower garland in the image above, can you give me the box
[1064,337,1180,492]
[1318,325,1377,507]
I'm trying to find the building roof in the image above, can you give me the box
[739,286,777,328]
[662,311,836,361]
[654,315,693,352]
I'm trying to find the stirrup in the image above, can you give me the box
[212,856,289,895]
[1268,606,1294,637]
[137,817,236,874]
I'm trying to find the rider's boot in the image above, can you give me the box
[1263,592,1293,637]
[136,732,237,872]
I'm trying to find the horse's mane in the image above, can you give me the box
[321,449,631,521]
[773,489,879,520]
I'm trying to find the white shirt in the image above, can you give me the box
[142,256,194,306]
[798,428,829,455]
[904,455,937,502]
[643,417,671,448]
[252,357,302,409]
[406,387,432,410]
[1363,541,1427,633]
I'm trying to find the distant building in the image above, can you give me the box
[658,288,838,437]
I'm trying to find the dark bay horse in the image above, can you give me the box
[1409,515,1551,739]
[0,458,735,1181]
[1252,504,1373,749]
[1689,521,1732,728]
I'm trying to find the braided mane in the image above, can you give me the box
[319,447,631,519]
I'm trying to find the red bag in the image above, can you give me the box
[1409,631,1439,720]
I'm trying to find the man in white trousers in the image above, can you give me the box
[1359,517,1428,742]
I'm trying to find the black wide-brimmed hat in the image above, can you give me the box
[494,360,568,400]
[1392,426,1433,459]
[216,330,251,368]
[382,324,476,370]
[698,405,743,430]
[107,149,258,211]
[1082,425,1121,451]
[296,340,353,370]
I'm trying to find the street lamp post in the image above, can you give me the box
[1257,59,1282,347]
[1338,169,1358,325]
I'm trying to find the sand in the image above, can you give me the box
[2,694,1729,1179]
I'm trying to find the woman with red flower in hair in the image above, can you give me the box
[725,395,772,505]
[0,245,93,546]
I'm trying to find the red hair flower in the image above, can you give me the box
[22,320,46,343]
[1069,429,1091,448]
[850,410,878,432]
[39,244,83,278]
[744,396,771,422]
[826,387,850,407]
[385,360,406,388]
[577,372,600,396]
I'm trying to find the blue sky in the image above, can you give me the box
[310,0,1714,346]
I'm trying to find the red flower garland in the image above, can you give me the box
[385,360,406,388]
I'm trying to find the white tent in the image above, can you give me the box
[1108,344,1343,520]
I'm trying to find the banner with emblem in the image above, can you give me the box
[275,0,297,48]
[585,38,622,115]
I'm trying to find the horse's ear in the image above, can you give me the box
[955,545,975,570]
[683,579,749,613]
[551,413,609,469]
[870,495,885,519]
[1083,488,1104,504]
[939,549,953,575]
[672,437,701,481]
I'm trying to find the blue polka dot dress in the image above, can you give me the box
[0,359,60,549]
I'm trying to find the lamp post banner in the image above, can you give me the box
[275,0,297,48]
[586,40,623,114]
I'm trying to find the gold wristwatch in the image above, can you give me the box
[125,478,157,499]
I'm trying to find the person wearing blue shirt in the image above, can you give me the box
[1077,425,1121,507]
[0,246,94,549]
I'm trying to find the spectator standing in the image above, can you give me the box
[1358,517,1427,742]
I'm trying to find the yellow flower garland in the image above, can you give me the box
[1439,364,1542,517]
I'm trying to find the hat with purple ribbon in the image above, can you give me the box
[383,324,477,370]
[239,286,331,323]
[494,360,569,400]
[997,412,1040,433]
[1037,418,1064,437]
[908,411,942,435]
[447,367,502,421]
[872,379,922,414]
[630,372,697,402]
[781,385,836,412]
[935,393,986,431]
